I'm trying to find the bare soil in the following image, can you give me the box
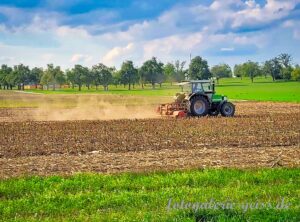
[0,101,299,178]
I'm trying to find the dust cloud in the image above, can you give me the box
[32,95,160,121]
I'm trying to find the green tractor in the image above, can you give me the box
[157,80,235,117]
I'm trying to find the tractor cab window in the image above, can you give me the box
[182,83,192,93]
[202,83,212,92]
[192,83,204,93]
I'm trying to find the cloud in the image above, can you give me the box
[0,0,299,69]
[102,43,135,66]
[70,54,93,63]
[221,47,235,51]
[0,56,15,63]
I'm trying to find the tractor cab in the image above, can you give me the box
[180,80,215,95]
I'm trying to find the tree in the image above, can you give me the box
[263,59,281,81]
[211,64,232,84]
[42,64,65,90]
[278,53,292,68]
[92,63,113,91]
[174,60,186,82]
[13,64,30,90]
[234,64,243,79]
[141,57,164,89]
[138,66,147,89]
[243,61,261,83]
[291,65,300,81]
[72,64,89,91]
[112,70,121,88]
[84,69,93,90]
[188,56,211,80]
[0,65,13,89]
[30,67,43,86]
[40,71,52,90]
[120,61,138,90]
[66,69,76,89]
[163,63,176,85]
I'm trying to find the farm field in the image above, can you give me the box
[0,91,299,221]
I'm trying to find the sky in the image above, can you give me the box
[0,0,300,69]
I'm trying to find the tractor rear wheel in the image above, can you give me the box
[220,102,235,117]
[189,96,209,117]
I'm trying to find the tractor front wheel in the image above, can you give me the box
[189,96,209,117]
[220,102,235,117]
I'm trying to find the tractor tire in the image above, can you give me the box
[208,109,219,116]
[220,102,235,117]
[189,96,209,117]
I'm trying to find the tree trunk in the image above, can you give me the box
[21,84,24,90]
[10,85,13,90]
[152,82,155,89]
[47,84,49,90]
[159,83,162,88]
[72,84,75,89]
[53,84,55,91]
[142,83,144,89]
[87,84,90,90]
[251,77,254,83]
[128,83,131,90]
[79,84,82,91]
[96,85,98,90]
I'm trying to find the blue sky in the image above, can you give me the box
[0,0,299,69]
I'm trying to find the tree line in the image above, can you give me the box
[0,53,299,91]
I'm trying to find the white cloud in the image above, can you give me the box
[0,0,299,69]
[102,43,135,66]
[221,47,235,52]
[70,54,93,63]
[0,56,15,63]
[42,53,55,62]
[231,0,300,28]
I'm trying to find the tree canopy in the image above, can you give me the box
[211,64,232,83]
[188,56,211,80]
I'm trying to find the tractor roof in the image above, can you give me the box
[190,80,212,83]
[175,80,212,86]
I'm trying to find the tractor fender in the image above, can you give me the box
[188,92,210,102]
[217,100,226,111]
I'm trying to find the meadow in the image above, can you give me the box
[24,77,300,102]
[0,169,299,221]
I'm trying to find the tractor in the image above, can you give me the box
[157,80,235,118]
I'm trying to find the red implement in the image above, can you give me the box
[157,102,188,118]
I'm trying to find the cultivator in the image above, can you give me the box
[157,102,188,118]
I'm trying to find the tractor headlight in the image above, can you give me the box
[223,96,227,101]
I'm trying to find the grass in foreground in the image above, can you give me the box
[0,168,299,221]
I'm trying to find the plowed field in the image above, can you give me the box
[0,101,299,178]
